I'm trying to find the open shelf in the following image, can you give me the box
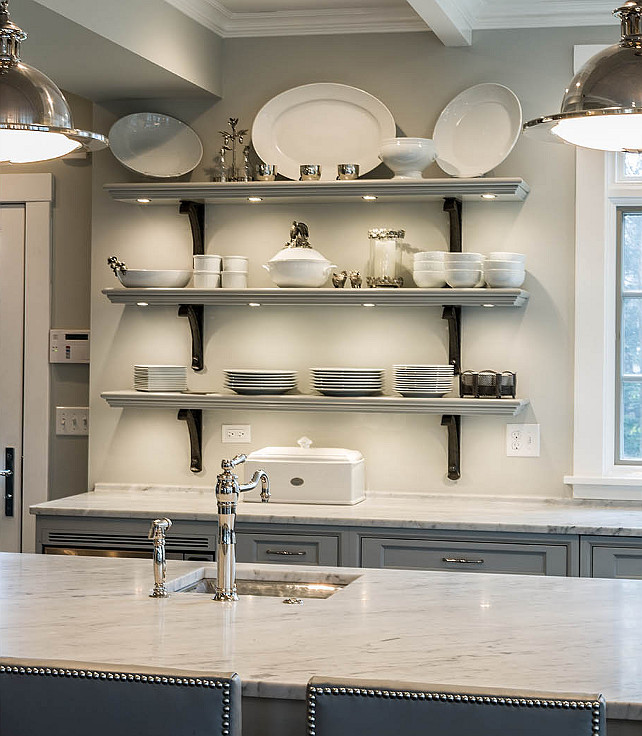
[103,287,530,308]
[101,391,529,417]
[104,177,530,205]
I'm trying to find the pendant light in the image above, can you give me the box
[524,2,642,152]
[0,0,106,163]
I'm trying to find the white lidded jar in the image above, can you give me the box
[263,220,336,288]
[367,228,405,287]
[243,436,365,505]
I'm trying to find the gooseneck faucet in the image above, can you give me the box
[214,454,270,601]
[148,517,172,598]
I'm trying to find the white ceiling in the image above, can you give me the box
[165,0,618,46]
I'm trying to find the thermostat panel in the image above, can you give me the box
[49,330,90,364]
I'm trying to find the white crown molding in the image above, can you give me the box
[165,0,427,37]
[473,0,614,30]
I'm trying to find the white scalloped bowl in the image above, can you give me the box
[116,269,191,288]
[379,137,436,179]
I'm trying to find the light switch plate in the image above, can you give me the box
[56,407,89,436]
[506,424,540,457]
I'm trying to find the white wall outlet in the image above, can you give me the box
[222,424,251,443]
[56,407,89,436]
[506,424,540,457]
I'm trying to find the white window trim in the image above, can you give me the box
[565,151,642,499]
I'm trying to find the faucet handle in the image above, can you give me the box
[148,517,172,540]
[223,454,247,470]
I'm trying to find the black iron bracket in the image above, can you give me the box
[443,197,462,253]
[442,305,461,374]
[441,414,461,481]
[178,304,204,372]
[178,409,203,473]
[179,200,205,256]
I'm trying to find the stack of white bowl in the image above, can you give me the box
[413,251,447,287]
[483,252,526,288]
[222,255,249,289]
[193,255,221,288]
[444,252,485,288]
[393,364,454,397]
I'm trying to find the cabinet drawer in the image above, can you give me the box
[236,533,339,566]
[361,537,567,576]
[591,545,642,579]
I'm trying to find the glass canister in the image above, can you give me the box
[367,229,405,287]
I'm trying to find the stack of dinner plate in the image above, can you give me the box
[224,369,297,395]
[393,364,454,398]
[311,368,385,397]
[134,365,188,392]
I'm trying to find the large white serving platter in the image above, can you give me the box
[433,84,522,178]
[252,83,396,181]
[109,113,203,178]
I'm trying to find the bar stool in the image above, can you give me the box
[307,677,605,736]
[0,657,241,736]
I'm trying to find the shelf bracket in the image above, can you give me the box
[179,200,205,256]
[177,408,203,473]
[443,197,462,253]
[442,305,461,374]
[441,414,461,481]
[178,304,204,372]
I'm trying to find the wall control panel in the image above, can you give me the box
[49,330,90,364]
[55,407,89,436]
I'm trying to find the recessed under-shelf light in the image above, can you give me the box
[482,303,495,308]
[136,302,149,307]
[481,193,497,200]
[248,196,263,203]
[362,195,377,201]
[248,302,261,307]
[136,198,151,204]
[362,303,376,307]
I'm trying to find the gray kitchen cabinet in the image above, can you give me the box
[581,536,642,578]
[236,531,339,566]
[361,536,570,576]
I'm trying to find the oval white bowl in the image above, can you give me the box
[413,271,447,287]
[445,269,482,288]
[379,137,437,179]
[483,269,525,288]
[487,252,526,264]
[116,269,191,288]
[263,260,335,288]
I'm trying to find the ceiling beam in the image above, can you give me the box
[405,0,472,46]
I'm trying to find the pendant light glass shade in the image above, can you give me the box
[0,0,107,163]
[524,2,642,152]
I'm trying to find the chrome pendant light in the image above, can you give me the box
[524,2,642,152]
[0,0,107,163]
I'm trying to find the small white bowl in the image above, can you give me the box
[414,251,446,262]
[443,252,485,262]
[445,268,482,288]
[379,137,437,179]
[413,270,447,287]
[413,261,446,272]
[222,255,249,271]
[222,271,248,289]
[487,252,526,264]
[484,259,525,271]
[484,268,525,288]
[115,269,191,288]
[193,270,221,288]
[194,254,222,271]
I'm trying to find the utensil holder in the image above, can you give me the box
[459,370,516,398]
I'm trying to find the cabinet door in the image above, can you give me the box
[591,545,642,579]
[236,532,339,566]
[361,537,567,576]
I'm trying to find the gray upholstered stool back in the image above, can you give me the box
[0,658,241,736]
[308,677,605,736]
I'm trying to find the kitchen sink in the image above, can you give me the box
[169,569,359,599]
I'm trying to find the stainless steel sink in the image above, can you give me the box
[170,569,359,599]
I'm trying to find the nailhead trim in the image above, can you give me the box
[1,665,233,736]
[306,685,602,736]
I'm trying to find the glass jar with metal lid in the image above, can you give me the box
[367,228,405,287]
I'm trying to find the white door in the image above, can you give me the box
[0,204,25,552]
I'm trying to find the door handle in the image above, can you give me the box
[2,448,14,517]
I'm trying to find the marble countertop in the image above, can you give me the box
[30,487,642,536]
[3,552,642,720]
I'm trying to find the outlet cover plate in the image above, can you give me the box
[506,423,540,457]
[222,424,251,443]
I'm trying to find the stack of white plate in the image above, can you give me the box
[224,369,297,395]
[393,364,454,398]
[311,368,385,397]
[134,365,188,392]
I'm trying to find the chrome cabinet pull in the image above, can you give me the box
[266,549,306,556]
[442,557,484,564]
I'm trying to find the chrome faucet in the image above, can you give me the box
[148,517,172,598]
[214,454,270,601]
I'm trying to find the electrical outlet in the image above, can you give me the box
[222,424,251,443]
[56,407,89,436]
[506,424,540,457]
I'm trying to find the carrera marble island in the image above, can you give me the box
[3,552,642,735]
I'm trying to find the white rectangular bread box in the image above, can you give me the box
[243,437,365,505]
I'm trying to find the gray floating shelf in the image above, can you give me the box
[104,177,530,204]
[101,391,529,417]
[103,287,529,308]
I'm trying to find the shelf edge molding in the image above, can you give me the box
[101,391,529,417]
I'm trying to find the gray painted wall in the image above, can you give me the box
[89,26,619,498]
